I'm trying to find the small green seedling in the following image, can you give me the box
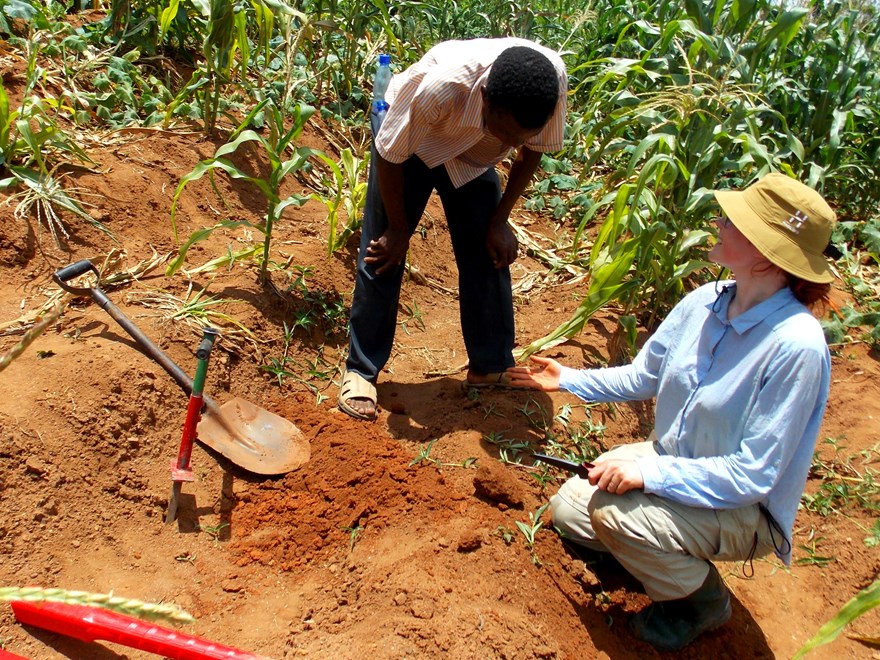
[864,520,880,549]
[174,552,196,565]
[409,440,477,469]
[517,398,551,433]
[200,522,229,541]
[399,300,425,335]
[340,524,363,553]
[795,528,834,566]
[483,432,532,466]
[495,525,515,545]
[516,502,550,565]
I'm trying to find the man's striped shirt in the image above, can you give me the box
[376,38,568,189]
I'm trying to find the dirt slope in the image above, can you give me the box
[0,123,878,660]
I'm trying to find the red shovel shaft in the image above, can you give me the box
[11,600,265,660]
[0,649,29,659]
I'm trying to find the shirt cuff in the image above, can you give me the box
[636,456,663,494]
[558,366,582,393]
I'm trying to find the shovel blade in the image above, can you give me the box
[197,398,310,475]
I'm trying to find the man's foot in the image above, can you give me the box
[338,370,378,421]
[628,563,732,651]
[463,370,521,390]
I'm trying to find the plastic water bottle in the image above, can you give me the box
[372,54,391,122]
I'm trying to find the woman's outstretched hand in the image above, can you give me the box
[505,355,563,391]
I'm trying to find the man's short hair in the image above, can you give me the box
[485,46,560,130]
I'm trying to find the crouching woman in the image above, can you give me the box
[507,174,836,651]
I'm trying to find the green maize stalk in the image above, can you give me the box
[0,586,195,624]
[0,301,64,373]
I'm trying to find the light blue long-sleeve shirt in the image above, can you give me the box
[559,281,830,564]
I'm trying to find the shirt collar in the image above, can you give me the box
[463,71,490,129]
[709,282,799,333]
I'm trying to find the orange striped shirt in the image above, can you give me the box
[376,38,568,189]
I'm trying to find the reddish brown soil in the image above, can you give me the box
[0,121,878,660]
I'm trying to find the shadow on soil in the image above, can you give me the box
[561,546,774,659]
[379,376,555,446]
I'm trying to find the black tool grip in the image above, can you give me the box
[53,260,100,295]
[196,328,220,360]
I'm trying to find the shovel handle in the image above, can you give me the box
[52,260,222,415]
[53,259,100,296]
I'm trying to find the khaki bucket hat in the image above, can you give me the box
[713,173,836,283]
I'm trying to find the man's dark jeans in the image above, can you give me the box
[346,114,515,382]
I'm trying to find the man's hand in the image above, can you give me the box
[486,221,518,269]
[486,147,542,268]
[589,459,644,495]
[365,227,410,275]
[506,355,562,391]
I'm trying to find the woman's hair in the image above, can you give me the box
[752,262,832,314]
[787,274,832,314]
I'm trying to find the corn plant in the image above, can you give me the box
[102,0,206,56]
[313,148,368,255]
[168,97,322,283]
[0,43,112,246]
[515,232,640,360]
[162,0,243,133]
[517,0,880,357]
[0,0,52,33]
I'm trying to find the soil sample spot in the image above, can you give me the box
[472,462,525,509]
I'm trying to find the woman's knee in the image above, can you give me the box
[550,492,580,530]
[549,491,594,543]
[587,489,627,538]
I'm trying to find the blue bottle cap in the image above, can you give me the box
[379,54,391,66]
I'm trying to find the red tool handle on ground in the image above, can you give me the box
[0,649,29,659]
[175,328,219,474]
[11,600,265,660]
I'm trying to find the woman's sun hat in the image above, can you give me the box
[714,173,837,283]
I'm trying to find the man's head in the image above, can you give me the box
[482,46,560,147]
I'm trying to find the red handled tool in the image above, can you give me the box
[11,600,265,659]
[166,327,219,524]
[53,260,308,476]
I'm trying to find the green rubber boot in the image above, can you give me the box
[628,564,732,651]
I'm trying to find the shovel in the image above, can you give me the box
[53,260,310,476]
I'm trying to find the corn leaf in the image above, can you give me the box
[166,220,260,276]
[792,578,880,659]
